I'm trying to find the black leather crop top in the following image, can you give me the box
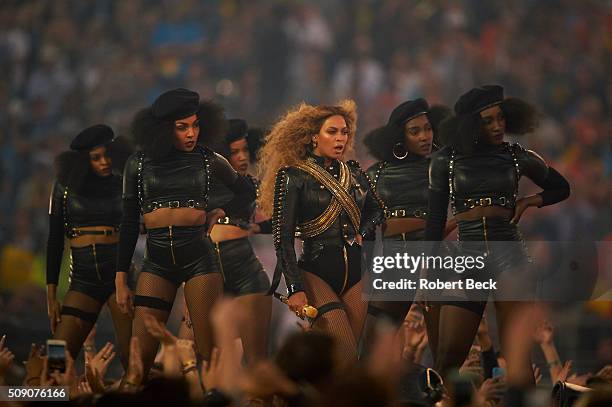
[272,155,384,294]
[46,175,122,284]
[367,154,430,219]
[425,142,570,241]
[117,145,256,272]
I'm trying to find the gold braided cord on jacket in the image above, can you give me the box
[294,159,361,238]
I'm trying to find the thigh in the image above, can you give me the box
[341,280,368,341]
[132,271,178,329]
[184,272,223,360]
[106,293,133,367]
[55,290,104,358]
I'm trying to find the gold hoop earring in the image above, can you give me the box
[392,142,408,160]
[312,139,318,149]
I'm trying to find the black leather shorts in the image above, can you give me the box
[69,243,118,303]
[142,225,219,286]
[440,216,531,314]
[299,239,362,296]
[214,237,270,296]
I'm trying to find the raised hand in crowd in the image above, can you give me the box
[40,351,77,391]
[0,335,15,385]
[143,313,177,345]
[23,343,45,386]
[477,377,506,406]
[122,337,143,392]
[177,339,203,400]
[402,307,428,363]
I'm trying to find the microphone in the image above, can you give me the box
[273,292,318,320]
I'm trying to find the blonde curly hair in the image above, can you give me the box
[257,100,357,216]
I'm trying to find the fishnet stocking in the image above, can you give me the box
[234,293,271,364]
[132,272,177,378]
[54,290,103,360]
[434,304,483,376]
[184,273,223,362]
[303,272,358,371]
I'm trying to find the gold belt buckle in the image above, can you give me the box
[480,197,492,206]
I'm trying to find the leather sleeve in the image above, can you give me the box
[46,181,65,285]
[117,153,141,273]
[514,144,570,206]
[272,167,304,296]
[210,152,256,214]
[353,162,385,240]
[425,149,451,242]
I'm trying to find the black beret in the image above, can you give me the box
[388,98,430,126]
[454,85,504,115]
[225,119,248,144]
[152,88,200,121]
[70,124,114,151]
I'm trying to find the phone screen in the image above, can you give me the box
[492,367,506,379]
[47,341,66,373]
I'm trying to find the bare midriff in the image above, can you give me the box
[69,226,119,248]
[455,206,512,221]
[143,207,207,229]
[383,217,426,237]
[209,224,250,242]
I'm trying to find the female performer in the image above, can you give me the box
[425,85,570,382]
[115,88,255,376]
[258,100,384,367]
[361,99,453,354]
[47,124,132,365]
[184,119,271,363]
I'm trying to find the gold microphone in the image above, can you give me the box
[273,292,318,320]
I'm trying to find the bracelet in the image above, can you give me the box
[182,365,198,375]
[181,361,197,372]
[83,345,96,353]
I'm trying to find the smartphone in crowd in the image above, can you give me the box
[46,339,67,374]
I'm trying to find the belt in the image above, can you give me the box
[216,216,250,230]
[454,196,512,212]
[384,208,427,219]
[142,199,206,213]
[69,227,119,238]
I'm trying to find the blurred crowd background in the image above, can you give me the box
[0,0,610,378]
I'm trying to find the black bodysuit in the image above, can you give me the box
[272,155,384,296]
[117,146,256,284]
[47,174,123,302]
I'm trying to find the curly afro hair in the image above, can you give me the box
[131,100,227,159]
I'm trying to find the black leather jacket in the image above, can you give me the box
[367,154,430,219]
[117,146,256,272]
[272,155,384,295]
[426,142,570,241]
[46,175,122,284]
